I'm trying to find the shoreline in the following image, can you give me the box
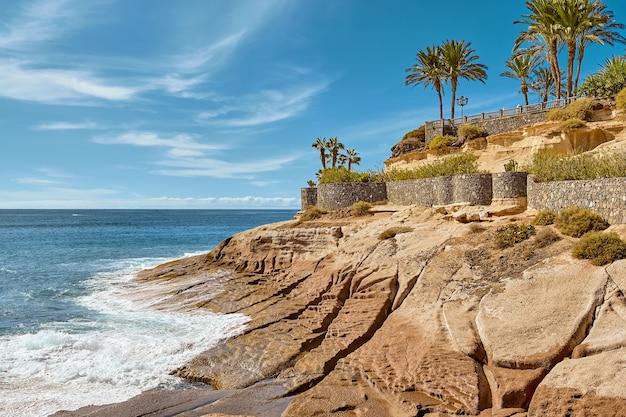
[49,380,292,417]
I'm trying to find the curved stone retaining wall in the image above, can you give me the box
[493,172,528,199]
[527,176,626,224]
[453,174,492,205]
[317,182,387,210]
[386,174,492,207]
[301,188,318,210]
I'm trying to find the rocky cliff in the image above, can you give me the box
[137,205,626,417]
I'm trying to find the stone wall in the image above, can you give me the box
[301,187,318,210]
[493,172,528,199]
[386,174,492,207]
[527,176,626,224]
[317,182,387,210]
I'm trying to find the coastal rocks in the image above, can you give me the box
[134,205,626,416]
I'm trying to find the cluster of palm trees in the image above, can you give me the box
[405,39,488,121]
[407,0,625,119]
[510,0,625,104]
[311,137,361,171]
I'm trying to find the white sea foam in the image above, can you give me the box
[0,259,248,417]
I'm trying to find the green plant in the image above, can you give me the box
[383,152,481,181]
[565,98,595,121]
[573,232,626,266]
[503,159,519,172]
[616,87,626,111]
[429,135,455,150]
[526,151,626,182]
[533,227,561,248]
[554,207,609,237]
[458,124,486,140]
[317,167,373,184]
[350,201,372,217]
[532,209,555,226]
[560,118,587,131]
[378,226,412,240]
[546,108,568,121]
[402,126,426,142]
[306,180,316,188]
[299,205,328,221]
[494,223,536,249]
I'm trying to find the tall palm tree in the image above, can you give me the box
[326,137,344,168]
[574,1,626,94]
[439,39,488,120]
[345,148,361,172]
[311,137,327,169]
[530,66,561,102]
[405,45,446,121]
[515,0,563,99]
[501,53,541,105]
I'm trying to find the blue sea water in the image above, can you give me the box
[0,209,297,416]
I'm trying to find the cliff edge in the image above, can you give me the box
[135,205,626,417]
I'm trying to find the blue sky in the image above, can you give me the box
[1,0,625,209]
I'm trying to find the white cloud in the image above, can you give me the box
[197,81,330,127]
[0,60,138,104]
[156,154,302,179]
[0,0,77,49]
[94,131,226,152]
[34,121,101,130]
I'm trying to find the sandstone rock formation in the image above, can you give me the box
[135,206,626,416]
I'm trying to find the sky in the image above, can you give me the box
[1,0,625,209]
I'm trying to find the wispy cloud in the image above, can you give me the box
[156,154,302,179]
[197,81,330,127]
[0,60,139,104]
[94,131,226,152]
[150,196,299,209]
[0,0,78,49]
[34,121,102,130]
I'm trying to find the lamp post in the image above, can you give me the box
[457,96,468,119]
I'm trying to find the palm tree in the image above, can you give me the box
[311,137,327,169]
[574,1,626,94]
[326,137,344,168]
[440,39,488,120]
[405,45,446,121]
[515,0,563,99]
[501,53,541,105]
[530,66,561,102]
[345,148,361,172]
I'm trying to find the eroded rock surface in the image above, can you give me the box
[136,206,626,416]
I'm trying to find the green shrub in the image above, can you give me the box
[383,152,481,181]
[566,98,595,121]
[554,207,609,237]
[494,223,536,249]
[503,159,519,172]
[458,124,486,140]
[532,209,555,226]
[402,126,426,142]
[318,167,374,184]
[546,108,568,121]
[299,205,327,221]
[533,227,562,248]
[378,226,412,240]
[573,232,626,265]
[527,151,626,182]
[350,201,372,216]
[429,135,455,150]
[616,87,626,111]
[560,118,587,131]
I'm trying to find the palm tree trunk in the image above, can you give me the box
[574,45,586,95]
[567,42,576,98]
[450,78,458,121]
[437,87,443,120]
[550,40,562,100]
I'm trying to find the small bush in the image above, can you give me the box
[429,135,455,150]
[299,205,327,221]
[494,223,536,249]
[318,167,375,184]
[616,87,626,111]
[469,223,486,233]
[526,151,626,182]
[402,126,426,142]
[503,159,519,172]
[378,226,412,240]
[383,152,481,181]
[560,118,587,131]
[554,207,609,237]
[532,209,555,226]
[566,98,595,121]
[546,108,568,121]
[573,231,626,265]
[350,201,372,216]
[533,227,562,248]
[458,124,486,140]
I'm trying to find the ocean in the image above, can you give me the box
[0,209,297,417]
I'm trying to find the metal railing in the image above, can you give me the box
[430,97,579,128]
